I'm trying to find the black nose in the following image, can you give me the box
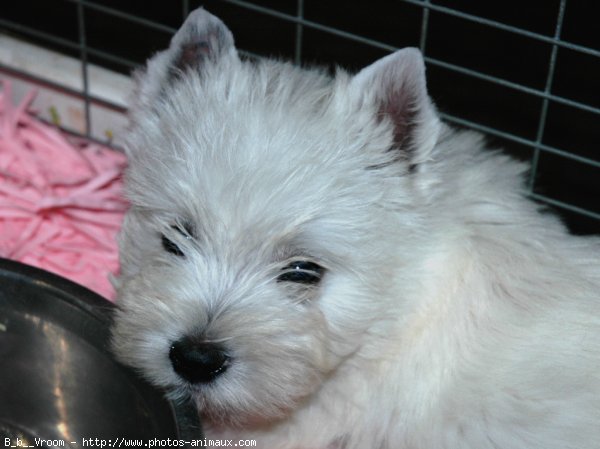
[169,338,230,384]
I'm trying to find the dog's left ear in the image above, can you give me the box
[134,8,238,108]
[350,48,441,167]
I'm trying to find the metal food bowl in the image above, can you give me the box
[0,258,202,447]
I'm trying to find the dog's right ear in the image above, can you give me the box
[133,8,238,107]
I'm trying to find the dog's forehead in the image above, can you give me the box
[169,140,367,241]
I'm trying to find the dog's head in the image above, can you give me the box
[111,8,441,426]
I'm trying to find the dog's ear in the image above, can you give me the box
[350,48,441,167]
[133,8,237,107]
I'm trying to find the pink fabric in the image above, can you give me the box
[0,81,128,300]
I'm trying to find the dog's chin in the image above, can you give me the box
[198,401,293,430]
[188,391,296,429]
[167,378,315,429]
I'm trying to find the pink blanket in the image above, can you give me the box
[0,81,128,300]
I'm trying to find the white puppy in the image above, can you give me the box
[111,8,600,449]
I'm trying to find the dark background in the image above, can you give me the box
[1,0,599,234]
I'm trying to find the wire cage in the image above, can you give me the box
[1,0,598,234]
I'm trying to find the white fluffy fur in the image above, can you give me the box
[111,8,600,448]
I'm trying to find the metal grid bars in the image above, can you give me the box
[0,0,598,233]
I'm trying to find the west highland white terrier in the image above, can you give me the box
[111,8,600,449]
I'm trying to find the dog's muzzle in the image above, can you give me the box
[169,337,230,383]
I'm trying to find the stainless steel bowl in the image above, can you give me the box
[0,258,202,447]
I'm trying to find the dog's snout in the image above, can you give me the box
[169,338,230,383]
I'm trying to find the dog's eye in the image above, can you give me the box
[160,223,193,257]
[277,261,325,284]
[161,234,184,257]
